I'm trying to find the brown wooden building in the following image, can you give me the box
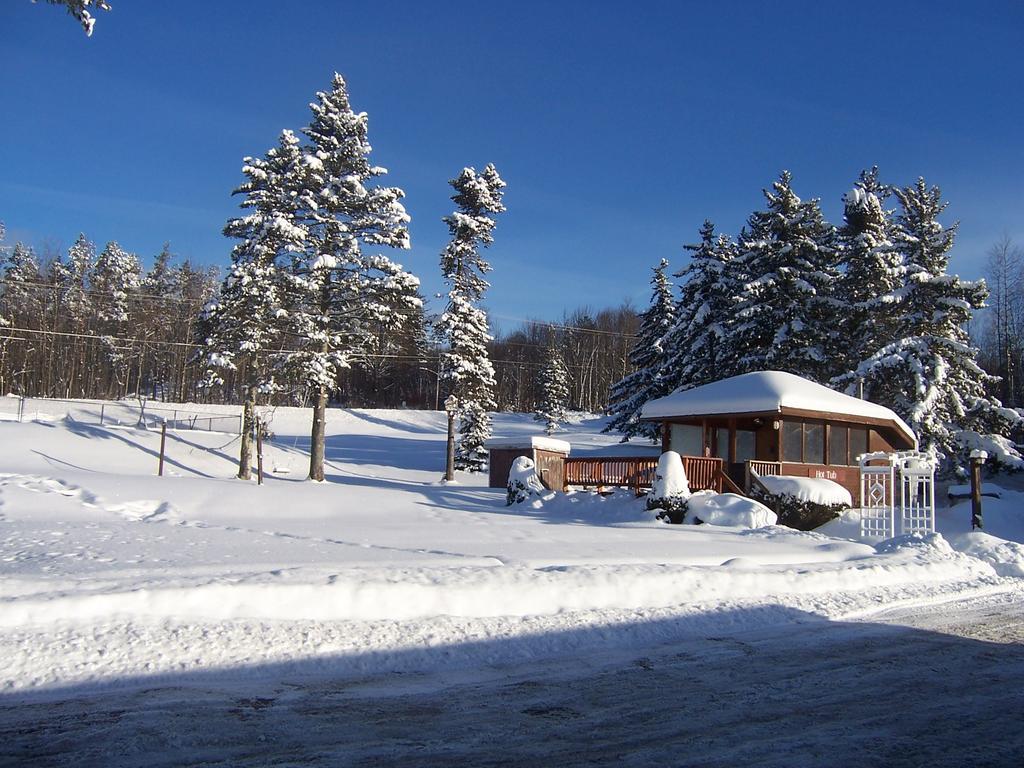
[640,371,917,504]
[485,436,571,491]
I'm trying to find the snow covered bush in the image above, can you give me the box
[688,492,777,528]
[751,476,851,531]
[646,451,690,524]
[507,456,545,506]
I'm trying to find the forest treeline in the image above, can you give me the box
[0,225,1019,426]
[0,222,639,411]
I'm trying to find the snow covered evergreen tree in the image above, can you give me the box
[534,341,570,435]
[729,172,839,382]
[833,167,903,380]
[437,164,506,471]
[660,221,739,393]
[202,130,309,479]
[284,74,419,481]
[854,178,1024,473]
[92,241,140,325]
[0,242,43,327]
[92,241,141,395]
[604,259,675,441]
[55,233,94,328]
[142,243,178,297]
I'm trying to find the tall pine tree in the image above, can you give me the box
[604,259,675,441]
[284,74,419,481]
[855,178,1024,473]
[203,130,308,479]
[534,341,570,435]
[437,164,506,471]
[92,241,142,396]
[729,172,839,382]
[660,221,739,393]
[833,167,903,380]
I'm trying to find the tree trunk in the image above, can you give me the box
[238,386,255,480]
[309,387,327,481]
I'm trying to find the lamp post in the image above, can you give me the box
[444,395,458,482]
[969,449,987,530]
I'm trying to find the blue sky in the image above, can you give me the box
[1,1,1022,331]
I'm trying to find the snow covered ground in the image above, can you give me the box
[2,398,1023,764]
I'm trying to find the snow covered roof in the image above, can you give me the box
[484,436,572,454]
[641,371,915,444]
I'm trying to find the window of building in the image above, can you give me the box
[736,430,756,463]
[715,427,730,461]
[782,421,803,462]
[804,422,824,464]
[850,428,868,463]
[670,424,703,457]
[829,425,849,465]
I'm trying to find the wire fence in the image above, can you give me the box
[0,396,243,434]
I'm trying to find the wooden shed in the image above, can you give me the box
[640,371,917,505]
[485,436,571,491]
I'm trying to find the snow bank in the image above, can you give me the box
[947,531,1024,578]
[0,543,994,631]
[757,475,852,507]
[689,492,777,528]
[944,488,1024,544]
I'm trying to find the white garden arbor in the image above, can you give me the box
[858,451,937,539]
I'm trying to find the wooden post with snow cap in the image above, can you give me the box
[158,419,167,477]
[444,395,457,482]
[970,450,986,530]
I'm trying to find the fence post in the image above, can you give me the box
[158,420,167,477]
[100,403,105,426]
[18,396,25,423]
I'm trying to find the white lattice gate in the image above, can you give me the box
[860,462,896,539]
[900,459,936,535]
[858,452,935,539]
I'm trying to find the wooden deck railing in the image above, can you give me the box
[564,456,657,494]
[748,460,782,477]
[683,456,725,493]
[564,455,724,494]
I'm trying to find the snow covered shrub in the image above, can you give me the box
[647,451,690,523]
[751,475,851,530]
[507,456,545,506]
[752,492,845,531]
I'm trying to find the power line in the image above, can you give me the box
[3,279,212,305]
[0,325,619,373]
[489,313,639,339]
